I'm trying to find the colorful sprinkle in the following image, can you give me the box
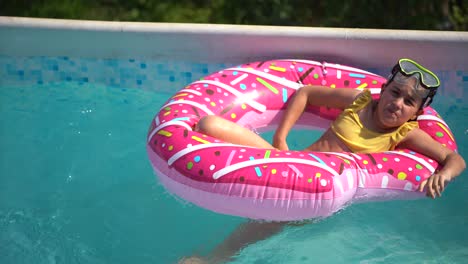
[313,73,319,79]
[194,156,201,163]
[231,113,237,119]
[264,150,271,159]
[240,83,247,90]
[209,164,215,170]
[271,169,277,174]
[437,123,454,141]
[415,175,421,181]
[256,77,279,94]
[397,172,407,180]
[249,156,262,177]
[435,131,444,137]
[157,130,172,137]
[168,145,173,151]
[308,153,326,166]
[357,83,368,89]
[191,135,210,144]
[187,162,193,170]
[269,65,286,72]
[282,88,288,103]
[415,164,423,169]
[173,93,188,98]
[349,73,366,78]
[307,178,313,183]
[315,173,321,178]
[241,104,247,109]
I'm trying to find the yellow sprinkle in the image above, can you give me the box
[191,136,210,144]
[231,113,237,119]
[357,83,368,89]
[241,104,246,109]
[157,130,172,137]
[397,172,407,180]
[173,93,188,98]
[269,65,286,72]
[164,111,171,116]
[210,102,216,107]
[168,145,174,151]
[363,160,368,165]
[271,169,277,174]
[330,84,336,88]
[315,173,321,178]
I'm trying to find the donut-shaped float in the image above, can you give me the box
[146,59,458,221]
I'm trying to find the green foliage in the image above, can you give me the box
[0,0,466,31]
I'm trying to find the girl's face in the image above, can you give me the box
[375,77,424,129]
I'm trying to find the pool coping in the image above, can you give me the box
[1,16,467,70]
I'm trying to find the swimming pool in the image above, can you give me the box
[1,18,467,264]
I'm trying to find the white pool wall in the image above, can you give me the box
[1,16,467,71]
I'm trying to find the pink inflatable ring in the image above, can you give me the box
[146,59,458,221]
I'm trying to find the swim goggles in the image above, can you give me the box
[388,58,441,108]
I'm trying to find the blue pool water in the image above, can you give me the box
[1,56,467,264]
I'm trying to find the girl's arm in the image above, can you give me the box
[273,85,360,150]
[398,128,466,198]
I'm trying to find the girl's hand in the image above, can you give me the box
[273,137,289,151]
[418,173,452,199]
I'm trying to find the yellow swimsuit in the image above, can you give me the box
[330,90,418,153]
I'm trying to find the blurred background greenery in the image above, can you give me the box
[0,0,466,31]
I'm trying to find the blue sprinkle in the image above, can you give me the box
[172,117,190,122]
[194,156,201,163]
[298,67,304,72]
[254,167,262,177]
[240,84,247,90]
[203,84,208,87]
[308,153,326,166]
[356,80,361,84]
[409,151,416,155]
[349,73,366,78]
[233,71,238,76]
[415,176,421,181]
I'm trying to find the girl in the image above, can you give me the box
[182,59,466,263]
